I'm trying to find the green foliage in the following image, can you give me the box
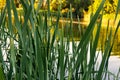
[50,0,91,18]
[50,0,67,11]
[104,0,117,13]
[89,0,118,14]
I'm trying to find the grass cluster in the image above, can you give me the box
[0,0,120,80]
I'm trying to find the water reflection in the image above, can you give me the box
[59,20,120,56]
[55,18,120,78]
[97,26,120,56]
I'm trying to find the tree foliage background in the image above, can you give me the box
[89,0,118,14]
[50,0,118,17]
[50,0,91,18]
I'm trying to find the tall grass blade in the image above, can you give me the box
[0,6,6,27]
[96,29,112,80]
[6,0,12,33]
[83,13,103,80]
[114,0,120,22]
[11,0,23,45]
[75,0,105,71]
[0,47,5,80]
[22,5,32,28]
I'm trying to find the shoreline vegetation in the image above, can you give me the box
[0,0,120,80]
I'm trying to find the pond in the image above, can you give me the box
[56,17,120,79]
[1,15,120,79]
[57,17,120,55]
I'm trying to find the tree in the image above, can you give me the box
[50,0,92,18]
[50,0,67,11]
[70,0,91,18]
[104,0,117,14]
[89,0,118,14]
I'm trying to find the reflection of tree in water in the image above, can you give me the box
[97,27,120,56]
[113,30,120,55]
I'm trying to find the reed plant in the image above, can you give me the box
[0,0,120,80]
